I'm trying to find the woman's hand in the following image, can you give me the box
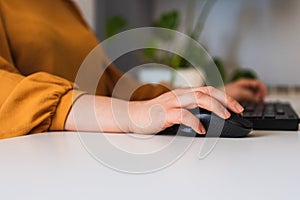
[65,86,244,135]
[127,86,244,135]
[224,79,268,103]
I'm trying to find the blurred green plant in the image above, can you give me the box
[230,68,257,82]
[105,16,128,38]
[153,11,179,31]
[104,0,257,83]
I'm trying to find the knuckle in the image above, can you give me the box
[195,91,205,99]
[227,95,236,103]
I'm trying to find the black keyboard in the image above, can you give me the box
[242,102,299,131]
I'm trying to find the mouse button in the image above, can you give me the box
[229,113,253,129]
[198,108,211,115]
[196,113,211,119]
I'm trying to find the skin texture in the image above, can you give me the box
[65,86,244,135]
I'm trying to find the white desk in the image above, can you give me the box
[1,95,300,200]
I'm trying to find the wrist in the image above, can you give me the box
[126,101,144,133]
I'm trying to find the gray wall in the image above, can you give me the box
[94,0,154,40]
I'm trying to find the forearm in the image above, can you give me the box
[65,94,132,133]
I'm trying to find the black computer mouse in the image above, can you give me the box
[158,108,253,138]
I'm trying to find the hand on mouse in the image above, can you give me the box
[223,79,268,103]
[127,86,244,135]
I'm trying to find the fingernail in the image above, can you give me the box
[225,110,231,118]
[199,127,206,135]
[236,104,244,112]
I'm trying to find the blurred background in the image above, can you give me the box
[74,0,300,92]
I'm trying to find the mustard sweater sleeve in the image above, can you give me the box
[0,57,85,139]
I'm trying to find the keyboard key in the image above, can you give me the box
[275,103,285,114]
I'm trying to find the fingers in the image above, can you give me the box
[237,79,268,101]
[149,86,246,135]
[171,86,244,115]
[196,86,244,114]
[167,109,206,134]
[237,89,259,103]
[240,79,266,91]
[255,80,268,100]
[176,91,231,119]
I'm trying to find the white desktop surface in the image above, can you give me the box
[1,95,300,200]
